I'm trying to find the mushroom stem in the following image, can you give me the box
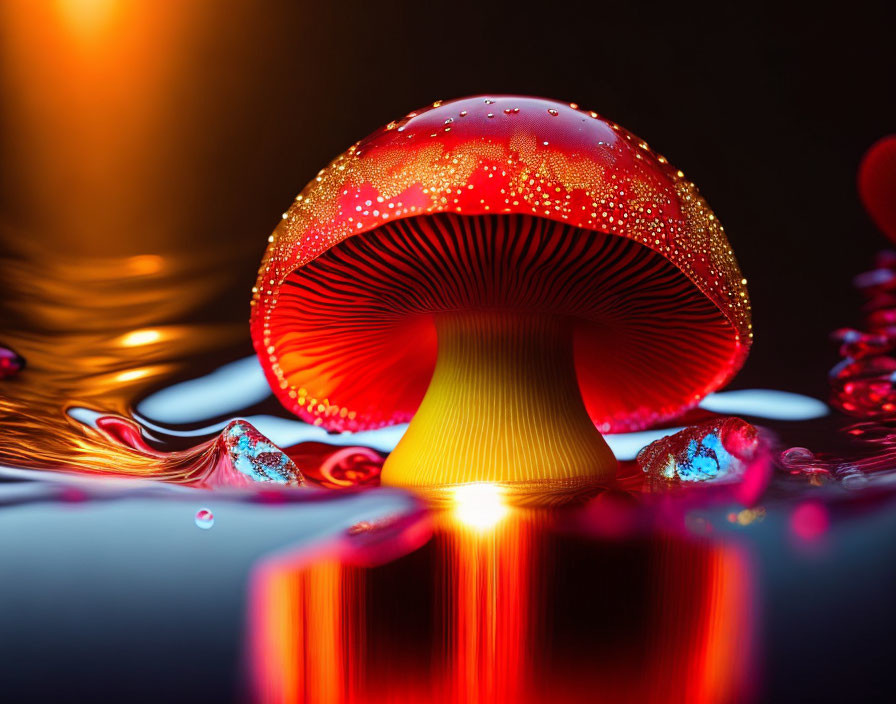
[381,312,617,487]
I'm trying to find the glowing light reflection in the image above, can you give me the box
[452,483,509,530]
[114,368,153,383]
[700,389,828,420]
[119,329,162,347]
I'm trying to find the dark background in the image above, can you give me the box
[171,0,896,395]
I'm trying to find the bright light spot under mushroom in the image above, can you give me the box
[452,483,508,530]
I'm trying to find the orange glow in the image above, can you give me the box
[441,510,535,704]
[54,0,121,42]
[113,368,154,383]
[119,329,163,347]
[692,546,756,704]
[247,519,757,704]
[646,538,757,704]
[126,255,165,275]
[0,1,254,479]
[250,560,360,704]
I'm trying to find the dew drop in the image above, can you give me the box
[0,344,25,379]
[195,508,214,530]
[547,109,558,116]
[459,110,467,117]
[484,99,494,104]
[781,447,815,465]
[487,113,495,119]
[837,465,869,490]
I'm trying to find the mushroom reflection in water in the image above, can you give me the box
[251,96,751,489]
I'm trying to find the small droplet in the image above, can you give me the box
[837,465,869,490]
[0,344,25,379]
[444,118,453,124]
[547,109,558,116]
[459,110,467,117]
[486,113,494,119]
[195,508,214,530]
[781,447,814,465]
[484,99,494,104]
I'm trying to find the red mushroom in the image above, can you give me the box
[251,96,751,489]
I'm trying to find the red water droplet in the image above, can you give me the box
[858,136,896,243]
[195,508,214,529]
[0,344,25,379]
[59,487,88,503]
[96,415,157,453]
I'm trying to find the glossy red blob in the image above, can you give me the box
[287,443,384,488]
[858,136,896,242]
[0,344,25,379]
[637,417,769,506]
[830,248,896,418]
[790,502,829,542]
[831,328,895,359]
[254,95,751,433]
[830,355,896,417]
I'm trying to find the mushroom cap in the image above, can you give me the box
[251,95,751,433]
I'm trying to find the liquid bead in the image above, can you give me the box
[0,344,25,379]
[637,417,763,486]
[829,253,896,417]
[778,419,896,485]
[195,508,215,529]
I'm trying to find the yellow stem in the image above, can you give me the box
[381,312,617,488]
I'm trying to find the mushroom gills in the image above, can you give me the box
[273,212,738,488]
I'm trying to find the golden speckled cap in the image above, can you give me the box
[251,95,751,434]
